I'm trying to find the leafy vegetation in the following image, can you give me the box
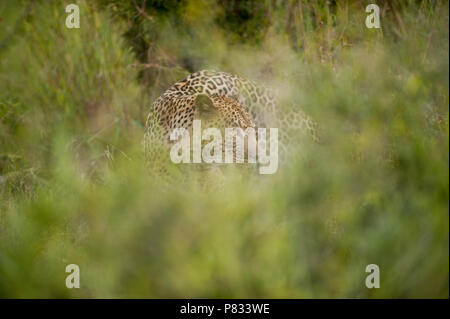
[0,0,448,297]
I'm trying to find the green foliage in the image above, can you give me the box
[0,0,448,297]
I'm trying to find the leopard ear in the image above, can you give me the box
[194,94,218,119]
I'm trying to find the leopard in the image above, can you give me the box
[143,70,318,180]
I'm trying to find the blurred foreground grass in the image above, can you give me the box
[0,0,448,298]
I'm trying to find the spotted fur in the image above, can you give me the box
[144,70,318,175]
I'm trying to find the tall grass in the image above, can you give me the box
[0,0,448,297]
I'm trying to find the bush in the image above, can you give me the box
[0,0,448,297]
